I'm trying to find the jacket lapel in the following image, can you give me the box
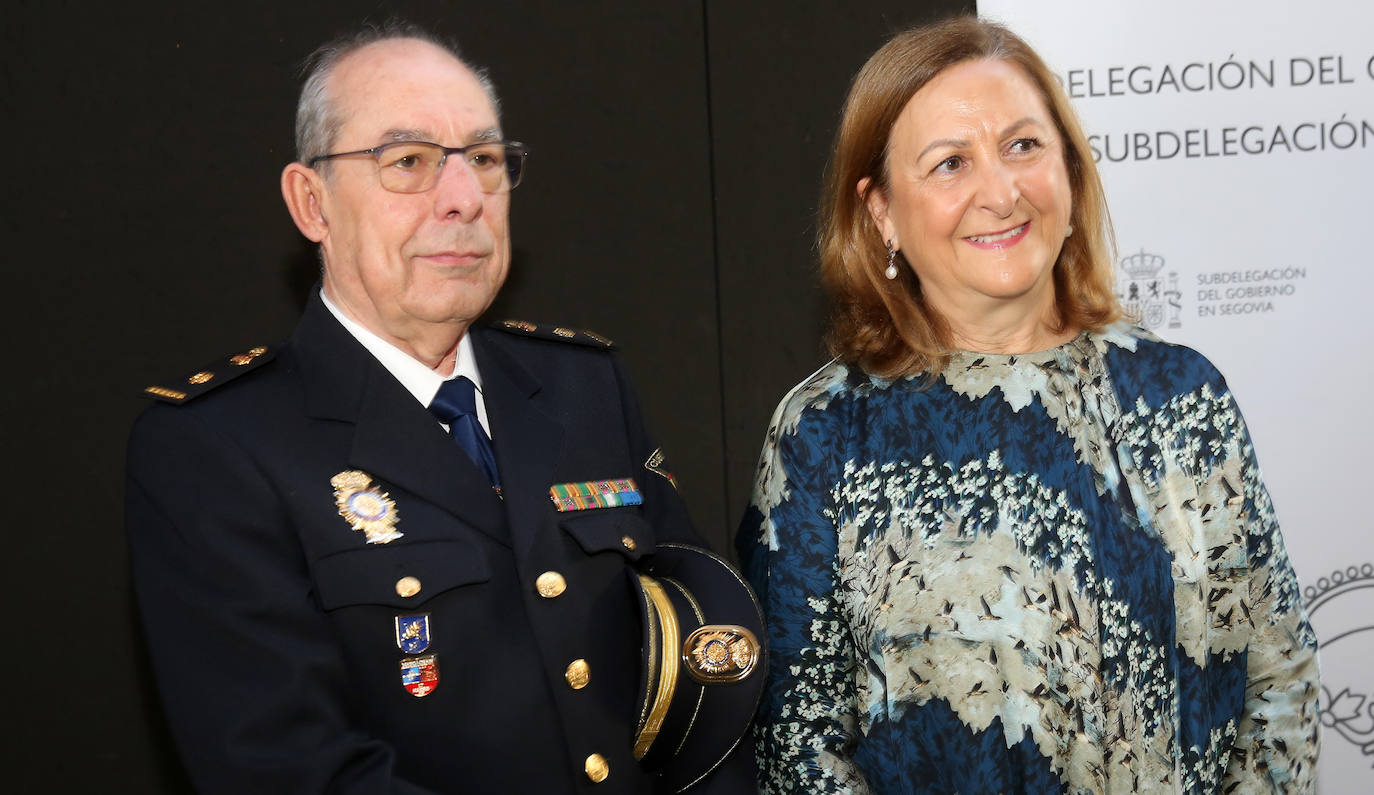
[294,293,510,547]
[474,328,565,558]
[350,369,509,545]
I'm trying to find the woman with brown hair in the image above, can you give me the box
[737,16,1318,793]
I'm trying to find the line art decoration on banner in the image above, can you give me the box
[978,1,1374,790]
[1305,563,1374,768]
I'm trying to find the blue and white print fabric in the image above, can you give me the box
[739,324,1319,794]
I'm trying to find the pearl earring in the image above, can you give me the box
[884,241,899,280]
[1065,224,1074,238]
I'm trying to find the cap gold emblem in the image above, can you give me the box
[331,470,403,544]
[682,625,760,683]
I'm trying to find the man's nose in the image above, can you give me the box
[432,156,485,221]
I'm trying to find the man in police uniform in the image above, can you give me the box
[127,25,758,794]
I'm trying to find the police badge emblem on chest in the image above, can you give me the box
[330,470,403,544]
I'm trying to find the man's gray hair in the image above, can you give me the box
[294,20,500,166]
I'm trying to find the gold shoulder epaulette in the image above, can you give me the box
[140,344,277,404]
[492,319,615,350]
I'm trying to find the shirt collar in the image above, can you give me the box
[320,288,485,409]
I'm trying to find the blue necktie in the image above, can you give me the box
[429,376,501,490]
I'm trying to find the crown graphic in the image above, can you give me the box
[1119,249,1165,279]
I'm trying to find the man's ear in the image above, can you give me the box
[281,162,328,243]
[858,176,896,248]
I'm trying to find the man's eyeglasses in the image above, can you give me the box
[308,140,529,194]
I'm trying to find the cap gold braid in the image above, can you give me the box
[633,575,681,759]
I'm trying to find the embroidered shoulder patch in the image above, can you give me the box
[644,447,679,491]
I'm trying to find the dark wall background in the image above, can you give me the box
[5,0,968,789]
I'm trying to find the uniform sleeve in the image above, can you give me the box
[610,355,702,548]
[1221,391,1321,793]
[126,405,441,795]
[736,401,872,794]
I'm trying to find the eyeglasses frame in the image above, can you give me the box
[307,140,530,194]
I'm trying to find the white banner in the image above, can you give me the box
[978,1,1374,789]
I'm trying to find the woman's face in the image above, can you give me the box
[864,59,1073,331]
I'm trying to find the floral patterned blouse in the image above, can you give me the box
[738,324,1319,794]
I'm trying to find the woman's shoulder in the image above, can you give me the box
[1093,322,1229,400]
[766,358,879,438]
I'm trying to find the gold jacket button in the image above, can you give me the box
[620,535,636,551]
[584,753,609,783]
[395,576,422,598]
[565,659,591,689]
[535,571,567,598]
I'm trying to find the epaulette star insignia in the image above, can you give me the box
[493,319,615,349]
[140,345,276,403]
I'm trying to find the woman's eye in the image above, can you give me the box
[934,156,963,174]
[395,155,421,169]
[1009,137,1041,154]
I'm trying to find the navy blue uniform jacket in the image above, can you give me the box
[126,294,747,793]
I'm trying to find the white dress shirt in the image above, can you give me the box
[320,290,492,437]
